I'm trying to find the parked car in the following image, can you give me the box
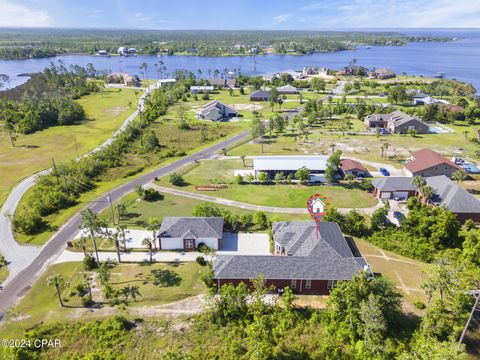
[379,128,389,135]
[393,211,405,221]
[379,167,390,176]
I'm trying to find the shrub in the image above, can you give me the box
[83,255,98,270]
[11,207,46,235]
[143,188,161,201]
[414,300,426,309]
[75,283,88,296]
[81,296,94,307]
[197,242,207,252]
[196,256,207,266]
[169,173,184,186]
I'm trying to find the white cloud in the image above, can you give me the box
[0,0,51,27]
[273,13,292,23]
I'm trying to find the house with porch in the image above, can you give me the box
[196,100,238,121]
[213,221,368,295]
[158,217,224,251]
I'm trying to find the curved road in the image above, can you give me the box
[0,88,150,279]
[0,129,249,319]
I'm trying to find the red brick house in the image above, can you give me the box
[340,159,369,177]
[404,148,462,177]
[213,221,368,295]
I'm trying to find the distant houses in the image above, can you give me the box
[250,90,270,101]
[214,221,368,295]
[117,47,137,56]
[403,148,462,177]
[369,68,396,79]
[156,78,177,88]
[364,110,429,134]
[276,85,299,94]
[190,85,214,94]
[98,50,108,56]
[196,100,238,121]
[106,72,141,87]
[208,78,236,89]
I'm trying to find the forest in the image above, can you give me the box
[0,28,450,58]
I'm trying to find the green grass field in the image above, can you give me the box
[0,87,141,205]
[0,266,8,285]
[0,261,207,339]
[156,159,378,209]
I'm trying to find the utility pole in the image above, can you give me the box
[52,158,60,185]
[459,290,480,346]
[107,193,115,225]
[73,131,80,159]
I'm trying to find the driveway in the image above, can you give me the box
[218,232,270,255]
[348,157,405,177]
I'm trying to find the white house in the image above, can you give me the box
[156,78,177,88]
[158,217,224,251]
[190,85,214,94]
[252,155,328,181]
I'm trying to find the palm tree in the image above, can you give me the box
[140,62,149,85]
[122,285,142,303]
[452,170,468,184]
[142,238,154,263]
[80,209,101,264]
[116,202,127,223]
[240,155,246,167]
[47,274,65,307]
[412,176,426,190]
[116,224,128,251]
[107,231,122,263]
[419,185,435,204]
[83,273,93,302]
[147,217,160,250]
[74,235,88,258]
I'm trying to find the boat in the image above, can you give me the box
[434,72,446,79]
[365,46,371,49]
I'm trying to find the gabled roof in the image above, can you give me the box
[253,155,328,171]
[371,177,416,192]
[387,110,425,128]
[340,159,368,172]
[425,176,480,214]
[250,90,270,98]
[159,217,224,239]
[276,85,299,92]
[198,100,237,115]
[405,148,461,174]
[214,221,366,280]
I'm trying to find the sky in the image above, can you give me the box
[1,0,480,29]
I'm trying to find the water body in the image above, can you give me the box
[1,29,479,91]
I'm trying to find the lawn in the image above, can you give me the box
[0,261,207,338]
[354,237,429,306]
[0,265,8,285]
[156,159,378,209]
[0,87,140,205]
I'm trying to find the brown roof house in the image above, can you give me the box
[364,110,429,134]
[214,221,369,295]
[370,68,396,79]
[404,148,462,177]
[106,72,141,87]
[340,159,369,177]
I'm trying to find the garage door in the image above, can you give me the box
[393,191,409,198]
[380,192,391,199]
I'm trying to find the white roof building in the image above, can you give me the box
[156,78,177,88]
[253,156,328,173]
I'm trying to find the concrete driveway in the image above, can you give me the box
[218,232,270,255]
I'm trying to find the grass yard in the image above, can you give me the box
[354,237,429,306]
[0,87,140,205]
[0,261,207,339]
[156,158,378,209]
[0,265,8,285]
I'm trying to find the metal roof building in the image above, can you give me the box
[252,156,328,172]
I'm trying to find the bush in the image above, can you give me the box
[196,256,207,266]
[414,300,426,309]
[197,242,207,252]
[81,296,94,307]
[11,207,46,235]
[75,283,88,297]
[83,255,98,270]
[143,188,161,201]
[169,173,184,186]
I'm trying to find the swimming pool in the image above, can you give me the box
[428,126,450,134]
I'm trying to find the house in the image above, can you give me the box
[117,47,128,56]
[413,96,449,106]
[406,89,430,100]
[156,79,177,88]
[364,110,429,134]
[196,100,238,121]
[190,86,214,94]
[404,148,462,177]
[213,221,368,295]
[371,176,480,222]
[303,67,328,77]
[252,155,328,181]
[106,72,141,87]
[340,159,369,177]
[158,217,224,251]
[208,78,236,89]
[250,90,270,101]
[276,85,300,94]
[128,48,137,55]
[370,68,396,79]
[98,50,108,56]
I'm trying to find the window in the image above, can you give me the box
[290,279,296,289]
[305,280,312,289]
[185,239,194,248]
[327,280,337,290]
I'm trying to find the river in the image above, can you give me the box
[1,29,479,91]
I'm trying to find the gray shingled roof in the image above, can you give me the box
[250,90,270,98]
[159,217,224,239]
[371,177,417,192]
[426,176,480,213]
[214,221,366,281]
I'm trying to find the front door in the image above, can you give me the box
[184,238,196,251]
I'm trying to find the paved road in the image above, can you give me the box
[0,129,249,319]
[0,88,150,280]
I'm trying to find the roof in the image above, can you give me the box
[208,78,236,87]
[387,110,426,128]
[159,217,224,239]
[340,159,368,172]
[198,100,237,114]
[371,177,417,192]
[253,156,328,171]
[371,175,480,214]
[405,148,462,174]
[190,86,214,91]
[374,68,396,76]
[214,221,367,280]
[425,176,480,214]
[250,90,270,98]
[276,85,299,92]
